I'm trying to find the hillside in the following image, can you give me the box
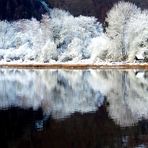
[48,0,148,22]
[0,0,148,22]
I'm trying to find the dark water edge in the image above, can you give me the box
[0,106,148,148]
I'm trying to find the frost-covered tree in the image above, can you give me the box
[0,8,103,63]
[87,1,148,63]
[105,1,141,61]
[50,8,103,62]
[124,10,148,61]
[0,21,17,49]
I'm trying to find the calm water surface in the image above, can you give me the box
[0,68,148,148]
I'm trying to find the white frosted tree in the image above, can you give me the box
[0,8,103,63]
[124,10,148,61]
[0,21,17,49]
[105,1,141,60]
[49,8,103,62]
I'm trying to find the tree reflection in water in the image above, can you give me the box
[0,68,147,147]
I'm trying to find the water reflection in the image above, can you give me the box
[0,68,148,148]
[0,69,104,118]
[0,69,147,127]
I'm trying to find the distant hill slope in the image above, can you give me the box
[48,0,148,22]
[0,0,46,20]
[0,0,148,21]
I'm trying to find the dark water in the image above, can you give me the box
[0,68,148,148]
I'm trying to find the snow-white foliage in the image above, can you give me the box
[105,2,140,58]
[124,10,148,61]
[104,1,148,62]
[88,34,115,63]
[0,8,102,63]
[54,2,148,63]
[0,1,148,63]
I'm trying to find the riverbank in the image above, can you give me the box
[0,63,148,69]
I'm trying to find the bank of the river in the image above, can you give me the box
[0,63,147,69]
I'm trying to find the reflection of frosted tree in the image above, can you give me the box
[105,70,148,127]
[0,69,148,127]
[0,69,104,119]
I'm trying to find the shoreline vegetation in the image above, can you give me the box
[0,63,148,69]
